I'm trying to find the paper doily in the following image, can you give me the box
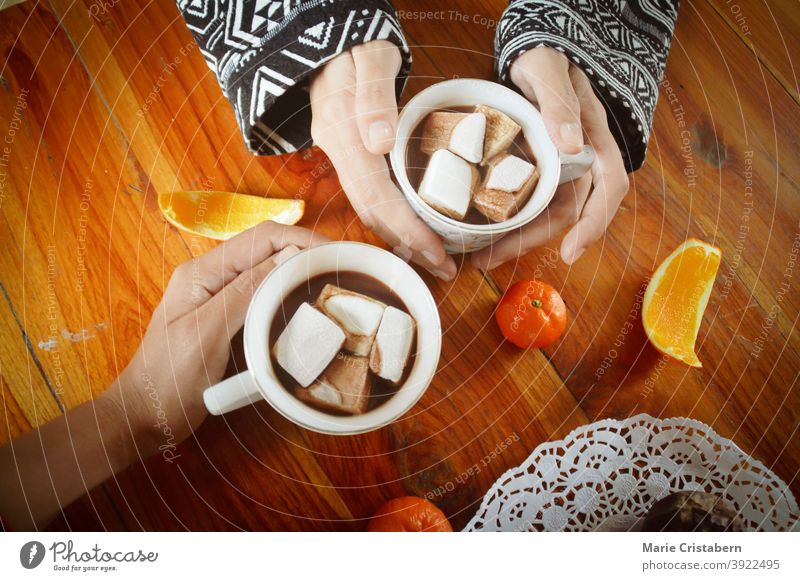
[465,414,799,532]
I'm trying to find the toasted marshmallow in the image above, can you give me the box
[473,154,540,222]
[418,149,479,220]
[316,284,386,356]
[272,303,345,387]
[476,105,521,164]
[421,112,486,164]
[294,354,371,415]
[486,154,535,192]
[369,306,415,384]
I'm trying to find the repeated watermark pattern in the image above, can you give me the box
[750,224,800,360]
[45,245,66,395]
[640,354,670,399]
[137,41,196,117]
[595,280,647,383]
[425,433,520,500]
[718,150,754,303]
[88,0,124,20]
[75,178,93,293]
[723,0,752,37]
[189,175,216,304]
[141,372,181,464]
[659,77,696,190]
[396,9,499,30]
[0,87,28,210]
[531,247,561,281]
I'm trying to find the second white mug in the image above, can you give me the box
[202,242,442,435]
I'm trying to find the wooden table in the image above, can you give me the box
[1,0,798,531]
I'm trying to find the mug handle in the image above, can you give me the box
[203,371,263,416]
[558,145,595,185]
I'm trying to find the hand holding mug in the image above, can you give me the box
[309,41,457,281]
[111,222,328,457]
[472,47,630,270]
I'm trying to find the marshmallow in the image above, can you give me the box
[448,113,486,163]
[486,154,535,192]
[420,112,486,163]
[476,105,521,164]
[294,354,371,415]
[272,303,345,387]
[418,149,479,220]
[473,154,540,222]
[316,284,386,356]
[369,306,415,384]
[420,112,463,155]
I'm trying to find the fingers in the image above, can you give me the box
[363,183,457,280]
[311,57,455,281]
[560,69,630,264]
[351,41,402,155]
[204,222,326,294]
[162,222,328,318]
[471,174,592,270]
[331,147,456,280]
[560,160,629,264]
[197,245,301,341]
[310,52,358,149]
[310,53,372,175]
[510,47,583,154]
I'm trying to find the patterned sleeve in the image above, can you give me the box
[176,0,411,155]
[495,0,679,172]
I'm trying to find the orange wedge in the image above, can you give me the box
[158,190,304,240]
[642,238,722,367]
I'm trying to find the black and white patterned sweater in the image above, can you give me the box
[177,0,678,172]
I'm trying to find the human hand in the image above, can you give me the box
[472,47,630,270]
[309,41,457,281]
[109,222,329,458]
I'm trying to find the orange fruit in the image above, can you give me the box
[496,280,567,349]
[642,238,722,367]
[158,190,304,240]
[368,497,453,532]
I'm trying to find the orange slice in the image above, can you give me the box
[158,191,304,240]
[642,238,722,367]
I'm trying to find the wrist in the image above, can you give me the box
[98,373,149,468]
[508,51,530,88]
[106,366,192,463]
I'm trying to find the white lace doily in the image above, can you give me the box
[465,414,799,532]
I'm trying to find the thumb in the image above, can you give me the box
[200,245,301,341]
[512,48,583,154]
[352,41,402,154]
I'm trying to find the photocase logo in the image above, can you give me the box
[19,541,46,569]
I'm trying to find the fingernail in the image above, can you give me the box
[432,268,455,282]
[274,245,300,266]
[392,244,412,262]
[559,122,583,149]
[569,247,585,264]
[368,120,393,149]
[421,249,445,267]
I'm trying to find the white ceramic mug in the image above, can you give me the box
[389,79,595,254]
[202,242,442,435]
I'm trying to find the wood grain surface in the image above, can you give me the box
[0,0,797,531]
